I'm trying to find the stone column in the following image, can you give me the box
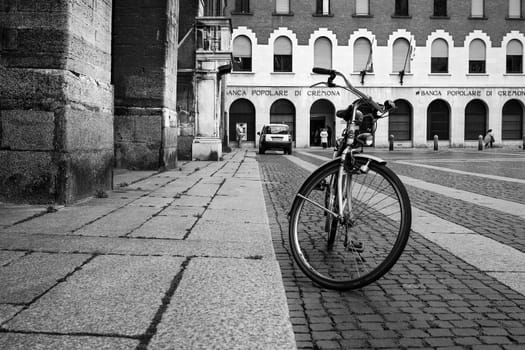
[1,0,114,204]
[112,0,179,170]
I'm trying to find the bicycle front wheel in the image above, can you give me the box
[289,157,411,290]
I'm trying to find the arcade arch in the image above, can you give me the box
[309,99,336,146]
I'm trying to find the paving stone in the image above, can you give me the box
[0,333,138,350]
[0,304,23,323]
[4,255,185,336]
[73,206,160,237]
[188,220,272,243]
[129,215,196,239]
[0,251,26,266]
[0,252,90,303]
[148,258,295,350]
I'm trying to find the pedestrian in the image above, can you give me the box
[236,124,244,148]
[320,128,328,149]
[484,129,494,148]
[326,126,332,147]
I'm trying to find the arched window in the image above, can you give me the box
[502,100,523,140]
[233,35,252,72]
[354,37,373,73]
[507,39,523,73]
[274,36,292,72]
[431,39,448,73]
[234,0,250,13]
[433,0,447,16]
[275,0,290,14]
[471,0,485,17]
[314,37,332,69]
[229,99,256,142]
[270,99,296,141]
[355,0,369,15]
[392,38,411,73]
[310,99,335,146]
[389,100,412,141]
[427,100,450,140]
[469,39,486,73]
[395,0,409,16]
[465,100,487,140]
[316,0,330,15]
[508,0,522,18]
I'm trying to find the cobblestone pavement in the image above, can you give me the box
[259,148,525,350]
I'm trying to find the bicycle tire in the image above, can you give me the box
[289,157,411,290]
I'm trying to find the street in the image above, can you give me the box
[259,148,525,349]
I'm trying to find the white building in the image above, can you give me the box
[225,0,525,148]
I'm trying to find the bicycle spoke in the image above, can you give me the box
[289,158,411,290]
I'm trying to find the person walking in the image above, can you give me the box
[484,129,494,148]
[236,124,244,148]
[320,128,328,149]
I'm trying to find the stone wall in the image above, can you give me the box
[112,0,178,170]
[0,0,114,204]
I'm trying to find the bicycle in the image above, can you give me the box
[288,67,412,290]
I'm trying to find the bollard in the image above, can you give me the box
[478,135,483,151]
[523,134,525,151]
[433,135,439,151]
[389,134,394,151]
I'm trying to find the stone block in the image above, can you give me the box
[177,135,194,160]
[114,142,160,170]
[0,67,65,110]
[1,110,55,150]
[63,70,113,112]
[114,115,134,142]
[0,151,58,204]
[61,149,114,204]
[192,137,222,161]
[134,114,162,142]
[63,106,113,151]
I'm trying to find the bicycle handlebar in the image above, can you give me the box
[312,67,385,114]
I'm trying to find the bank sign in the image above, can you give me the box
[227,86,525,100]
[416,88,525,97]
[227,87,342,98]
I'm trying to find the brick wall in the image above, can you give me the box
[229,0,523,46]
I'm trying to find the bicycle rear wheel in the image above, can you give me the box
[289,157,411,290]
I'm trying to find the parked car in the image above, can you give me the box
[257,124,293,155]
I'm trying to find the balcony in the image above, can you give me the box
[195,17,232,63]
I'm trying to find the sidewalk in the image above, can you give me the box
[0,149,296,349]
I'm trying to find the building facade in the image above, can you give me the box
[225,0,525,148]
[177,0,232,160]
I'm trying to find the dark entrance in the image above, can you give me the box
[427,99,450,140]
[310,99,335,146]
[229,99,255,143]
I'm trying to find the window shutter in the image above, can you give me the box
[354,38,371,72]
[314,37,332,69]
[233,36,251,57]
[508,39,523,55]
[469,40,486,60]
[431,39,448,58]
[276,0,289,13]
[274,37,292,55]
[509,0,521,17]
[393,39,410,72]
[323,0,330,14]
[356,0,369,15]
[471,0,484,16]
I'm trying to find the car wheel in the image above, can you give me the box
[259,147,265,154]
[287,146,292,155]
